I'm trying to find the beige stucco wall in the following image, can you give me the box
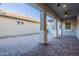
[62,19,76,36]
[0,16,40,38]
[76,14,79,39]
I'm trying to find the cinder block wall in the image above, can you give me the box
[0,16,40,38]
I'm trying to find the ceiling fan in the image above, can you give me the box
[57,3,60,7]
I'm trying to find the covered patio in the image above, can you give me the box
[0,3,79,56]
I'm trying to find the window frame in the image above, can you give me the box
[65,21,72,31]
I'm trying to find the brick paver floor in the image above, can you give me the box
[0,35,79,56]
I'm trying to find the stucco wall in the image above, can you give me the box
[62,19,76,36]
[76,14,79,39]
[0,16,40,38]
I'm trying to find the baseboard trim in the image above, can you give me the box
[0,33,39,39]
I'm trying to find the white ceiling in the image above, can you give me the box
[47,3,79,20]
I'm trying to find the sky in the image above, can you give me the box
[0,3,53,20]
[0,3,40,20]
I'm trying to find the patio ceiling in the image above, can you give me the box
[47,3,79,20]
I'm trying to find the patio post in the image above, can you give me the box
[40,11,48,44]
[56,19,58,37]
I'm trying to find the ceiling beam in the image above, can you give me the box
[27,3,60,20]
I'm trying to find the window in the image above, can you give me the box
[65,22,71,30]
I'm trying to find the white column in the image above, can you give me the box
[56,19,58,37]
[40,11,48,44]
[61,19,63,36]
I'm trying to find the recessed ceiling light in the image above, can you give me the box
[63,5,66,8]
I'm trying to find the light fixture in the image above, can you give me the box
[64,9,73,17]
[64,12,68,17]
[21,21,24,24]
[63,4,66,8]
[65,14,68,17]
[17,20,20,24]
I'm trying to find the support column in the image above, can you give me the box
[56,19,58,37]
[40,11,48,44]
[61,19,62,36]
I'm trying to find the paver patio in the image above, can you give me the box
[0,35,79,56]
